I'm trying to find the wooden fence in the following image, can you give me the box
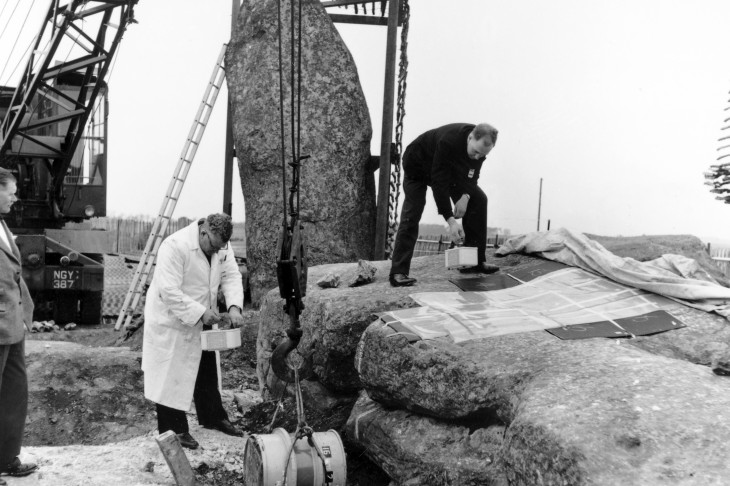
[711,247,730,277]
[74,217,247,257]
[85,217,190,255]
[413,234,507,258]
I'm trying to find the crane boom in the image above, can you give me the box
[0,0,138,326]
[0,0,137,211]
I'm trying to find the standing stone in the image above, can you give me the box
[227,0,376,304]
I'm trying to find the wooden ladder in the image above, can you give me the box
[115,44,228,331]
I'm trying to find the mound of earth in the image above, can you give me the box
[25,340,153,446]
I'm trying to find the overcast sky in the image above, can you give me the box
[3,0,730,245]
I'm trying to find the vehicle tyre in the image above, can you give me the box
[53,292,79,324]
[80,291,103,325]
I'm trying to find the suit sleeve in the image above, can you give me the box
[155,241,206,327]
[431,141,456,221]
[219,246,244,310]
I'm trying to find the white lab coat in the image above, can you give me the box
[141,220,243,410]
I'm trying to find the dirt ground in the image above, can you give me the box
[16,310,389,486]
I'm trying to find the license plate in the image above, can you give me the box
[51,269,80,289]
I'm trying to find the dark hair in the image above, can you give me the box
[472,123,499,145]
[0,167,16,187]
[206,213,233,242]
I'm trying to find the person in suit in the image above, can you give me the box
[389,123,500,287]
[0,167,38,483]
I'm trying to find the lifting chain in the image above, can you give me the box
[271,0,313,384]
[385,0,409,258]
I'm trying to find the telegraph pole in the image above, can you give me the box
[536,177,543,231]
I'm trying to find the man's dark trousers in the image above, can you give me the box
[390,174,488,277]
[461,187,488,260]
[0,340,27,465]
[156,350,229,434]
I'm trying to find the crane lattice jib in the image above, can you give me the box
[0,0,137,199]
[385,0,409,258]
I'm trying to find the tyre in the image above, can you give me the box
[53,292,79,324]
[80,291,103,325]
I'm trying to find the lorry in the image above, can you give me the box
[0,0,138,324]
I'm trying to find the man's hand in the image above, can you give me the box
[454,194,470,218]
[228,306,244,328]
[200,309,221,328]
[447,217,465,244]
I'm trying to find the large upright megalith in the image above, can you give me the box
[226,0,376,304]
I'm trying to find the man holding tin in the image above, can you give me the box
[389,123,500,287]
[142,213,244,449]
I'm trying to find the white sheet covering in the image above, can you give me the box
[380,267,675,342]
[495,228,730,319]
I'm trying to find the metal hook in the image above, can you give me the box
[271,332,314,383]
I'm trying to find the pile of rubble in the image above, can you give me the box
[29,320,76,333]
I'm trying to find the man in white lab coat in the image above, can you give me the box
[142,214,244,449]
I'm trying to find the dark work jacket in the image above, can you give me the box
[403,123,485,221]
[0,220,33,345]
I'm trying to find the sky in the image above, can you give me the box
[2,1,730,245]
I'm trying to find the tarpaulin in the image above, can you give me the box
[495,228,730,319]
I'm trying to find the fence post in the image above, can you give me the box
[116,218,121,254]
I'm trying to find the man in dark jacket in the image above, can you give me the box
[390,123,499,287]
[0,168,38,483]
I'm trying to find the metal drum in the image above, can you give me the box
[243,427,346,486]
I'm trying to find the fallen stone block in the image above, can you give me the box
[356,319,730,484]
[346,392,508,486]
[259,249,730,396]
